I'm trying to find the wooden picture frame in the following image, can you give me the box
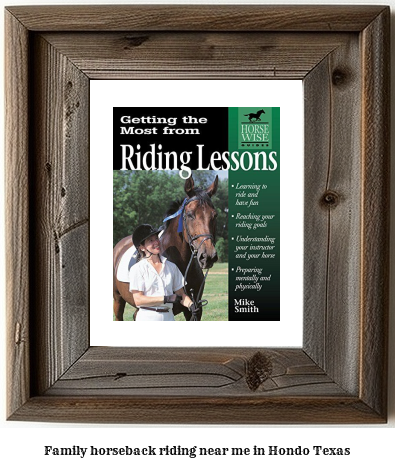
[5,5,390,424]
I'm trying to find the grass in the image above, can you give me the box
[120,262,228,321]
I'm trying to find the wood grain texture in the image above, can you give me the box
[303,57,331,372]
[42,32,350,80]
[29,35,90,395]
[8,350,383,424]
[9,396,383,425]
[5,10,30,418]
[360,8,390,418]
[5,5,389,424]
[304,36,362,395]
[5,5,386,32]
[46,348,345,397]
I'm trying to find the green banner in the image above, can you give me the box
[228,107,280,321]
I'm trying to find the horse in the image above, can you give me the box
[113,174,219,321]
[244,109,265,122]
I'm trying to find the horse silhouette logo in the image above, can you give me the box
[244,109,265,122]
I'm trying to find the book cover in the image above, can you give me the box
[113,107,279,321]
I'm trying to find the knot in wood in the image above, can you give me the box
[321,190,339,207]
[246,351,273,391]
[332,68,348,87]
[114,372,127,381]
[123,35,149,49]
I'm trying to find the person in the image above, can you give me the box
[129,224,196,321]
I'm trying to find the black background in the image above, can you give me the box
[113,107,228,170]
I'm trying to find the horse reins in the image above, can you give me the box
[182,197,215,320]
[163,196,215,321]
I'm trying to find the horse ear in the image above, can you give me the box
[205,175,219,198]
[184,175,195,197]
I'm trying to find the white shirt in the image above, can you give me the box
[128,256,184,309]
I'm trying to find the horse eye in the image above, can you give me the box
[187,212,194,219]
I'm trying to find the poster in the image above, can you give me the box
[0,2,393,466]
[90,80,302,346]
[113,107,280,321]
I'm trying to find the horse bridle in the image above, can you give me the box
[180,196,216,320]
[182,196,215,253]
[163,195,215,321]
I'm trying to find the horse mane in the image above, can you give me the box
[163,188,213,229]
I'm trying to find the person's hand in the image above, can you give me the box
[164,294,182,304]
[188,303,200,314]
[188,302,201,320]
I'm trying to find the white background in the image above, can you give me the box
[91,80,303,347]
[1,0,394,469]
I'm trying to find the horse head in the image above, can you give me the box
[183,175,219,269]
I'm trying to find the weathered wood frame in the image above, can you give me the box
[5,5,390,424]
